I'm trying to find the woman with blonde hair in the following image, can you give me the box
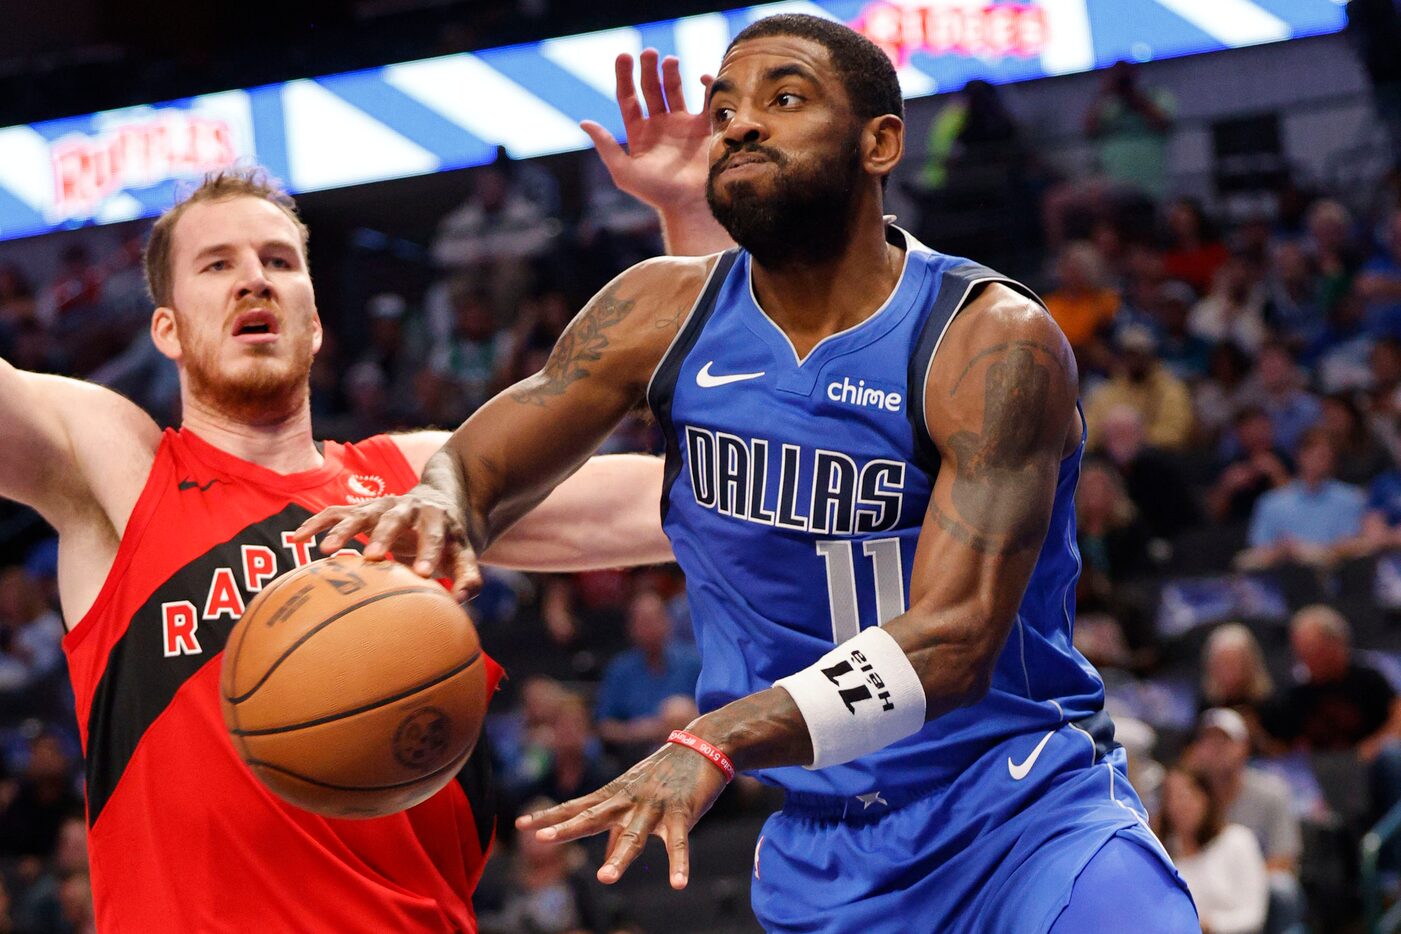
[1199,623,1276,751]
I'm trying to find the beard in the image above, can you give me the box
[706,131,863,269]
[180,316,315,426]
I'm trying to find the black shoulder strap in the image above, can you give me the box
[646,249,742,523]
[906,262,1044,476]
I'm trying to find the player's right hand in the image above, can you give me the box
[291,485,483,602]
[581,49,713,213]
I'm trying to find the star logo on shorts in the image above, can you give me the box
[856,791,888,810]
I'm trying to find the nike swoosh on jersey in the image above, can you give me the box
[1007,730,1056,781]
[696,360,765,388]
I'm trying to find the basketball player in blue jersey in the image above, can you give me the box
[303,15,1199,932]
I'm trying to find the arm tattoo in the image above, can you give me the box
[941,343,1059,556]
[509,284,636,407]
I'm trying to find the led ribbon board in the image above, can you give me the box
[0,0,1346,241]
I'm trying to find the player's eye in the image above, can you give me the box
[266,256,292,269]
[776,92,803,107]
[712,106,734,124]
[204,259,229,272]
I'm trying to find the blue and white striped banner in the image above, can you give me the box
[0,0,1347,241]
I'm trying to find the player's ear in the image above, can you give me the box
[310,308,324,355]
[151,305,182,362]
[862,114,903,183]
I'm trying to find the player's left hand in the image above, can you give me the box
[516,740,729,889]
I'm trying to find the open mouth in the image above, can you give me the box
[231,309,281,343]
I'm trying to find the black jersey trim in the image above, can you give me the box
[905,264,1044,477]
[85,502,319,828]
[647,250,741,524]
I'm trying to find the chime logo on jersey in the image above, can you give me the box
[683,426,907,533]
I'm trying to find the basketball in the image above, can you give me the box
[219,553,487,819]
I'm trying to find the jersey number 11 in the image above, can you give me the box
[815,538,906,644]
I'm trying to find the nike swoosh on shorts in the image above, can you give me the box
[1007,730,1056,780]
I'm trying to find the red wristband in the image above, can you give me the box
[666,729,736,782]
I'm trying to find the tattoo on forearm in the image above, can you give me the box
[941,343,1060,556]
[510,284,636,406]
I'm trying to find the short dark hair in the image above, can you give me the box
[145,167,308,308]
[727,14,904,124]
[1160,767,1226,851]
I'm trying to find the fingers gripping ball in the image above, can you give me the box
[220,554,487,819]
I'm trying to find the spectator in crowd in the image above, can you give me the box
[431,155,562,308]
[1307,282,1374,393]
[1145,279,1211,381]
[1161,197,1230,297]
[1239,429,1365,568]
[11,814,91,934]
[1305,199,1365,314]
[1319,391,1393,485]
[0,566,65,716]
[1195,341,1256,442]
[1115,716,1166,815]
[919,79,1029,192]
[0,733,81,861]
[1356,208,1401,336]
[1085,326,1195,451]
[1263,241,1324,348]
[356,292,427,419]
[1353,450,1401,552]
[1084,60,1175,199]
[512,694,614,809]
[1184,709,1305,932]
[429,286,514,416]
[1189,252,1270,354]
[1240,342,1323,454]
[493,674,568,791]
[1198,624,1277,750]
[1157,766,1270,934]
[1208,407,1293,524]
[479,797,621,934]
[1264,605,1401,758]
[1075,458,1153,611]
[1093,403,1199,538]
[594,589,700,760]
[1042,241,1120,359]
[0,264,35,326]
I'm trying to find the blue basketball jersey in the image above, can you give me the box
[647,226,1107,800]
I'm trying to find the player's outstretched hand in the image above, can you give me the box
[516,741,728,890]
[581,49,713,213]
[291,485,483,601]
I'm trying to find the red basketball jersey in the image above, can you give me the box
[62,428,503,933]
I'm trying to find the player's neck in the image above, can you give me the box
[181,396,323,474]
[750,210,904,360]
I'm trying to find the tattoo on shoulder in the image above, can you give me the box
[510,284,636,407]
[938,342,1062,556]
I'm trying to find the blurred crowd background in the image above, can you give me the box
[3,2,1401,933]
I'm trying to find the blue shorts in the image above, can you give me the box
[750,721,1197,933]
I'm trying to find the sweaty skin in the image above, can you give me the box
[298,34,1079,892]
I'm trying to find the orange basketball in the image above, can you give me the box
[220,553,487,819]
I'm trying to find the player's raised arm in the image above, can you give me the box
[513,287,1078,889]
[0,358,158,536]
[582,50,733,256]
[295,255,714,597]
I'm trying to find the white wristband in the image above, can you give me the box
[774,626,927,770]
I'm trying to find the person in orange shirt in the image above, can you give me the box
[1044,241,1120,352]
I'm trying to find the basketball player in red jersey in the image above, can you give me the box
[0,52,719,932]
